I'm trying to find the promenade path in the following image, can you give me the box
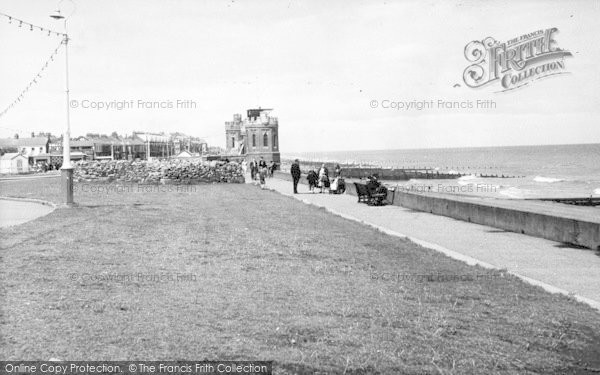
[257,175,600,309]
[0,199,55,228]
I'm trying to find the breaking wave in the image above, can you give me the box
[499,187,526,199]
[533,176,564,183]
[457,174,478,185]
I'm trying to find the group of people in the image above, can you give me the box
[291,160,343,194]
[35,161,62,172]
[243,157,278,189]
[306,163,343,193]
[290,160,387,204]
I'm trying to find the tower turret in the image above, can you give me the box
[224,108,280,163]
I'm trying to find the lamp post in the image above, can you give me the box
[51,9,73,205]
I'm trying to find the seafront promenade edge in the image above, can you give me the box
[266,172,600,309]
[273,171,600,250]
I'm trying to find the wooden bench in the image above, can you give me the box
[354,182,387,206]
[354,182,370,203]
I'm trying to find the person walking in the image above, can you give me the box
[251,158,259,180]
[259,157,267,170]
[318,163,329,193]
[268,161,275,177]
[291,159,301,194]
[249,159,256,180]
[307,169,318,193]
[241,160,248,175]
[334,164,342,177]
[259,164,268,189]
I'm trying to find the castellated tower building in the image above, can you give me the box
[225,108,280,163]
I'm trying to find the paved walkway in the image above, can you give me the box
[0,199,55,228]
[255,176,600,309]
[0,172,60,181]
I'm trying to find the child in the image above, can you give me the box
[307,169,318,193]
[259,166,268,189]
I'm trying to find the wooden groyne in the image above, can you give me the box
[282,160,522,180]
[536,197,600,207]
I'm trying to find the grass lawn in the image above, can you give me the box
[1,177,600,374]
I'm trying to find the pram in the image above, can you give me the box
[329,177,346,194]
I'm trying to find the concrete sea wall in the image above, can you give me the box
[389,191,599,250]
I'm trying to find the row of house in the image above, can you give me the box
[0,132,209,173]
[68,132,208,161]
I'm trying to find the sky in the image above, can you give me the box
[1,0,599,152]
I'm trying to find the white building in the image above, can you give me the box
[0,153,30,174]
[0,136,49,160]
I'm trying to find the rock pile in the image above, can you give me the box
[74,159,245,184]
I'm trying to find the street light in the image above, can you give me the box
[50,8,73,205]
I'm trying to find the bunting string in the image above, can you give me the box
[0,39,65,119]
[0,12,66,38]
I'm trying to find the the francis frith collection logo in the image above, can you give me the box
[463,28,572,92]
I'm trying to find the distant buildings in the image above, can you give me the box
[207,146,225,155]
[171,133,207,155]
[225,108,280,163]
[0,131,209,172]
[0,135,49,159]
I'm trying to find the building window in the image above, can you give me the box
[231,136,235,148]
[252,134,256,147]
[263,133,268,147]
[273,134,278,148]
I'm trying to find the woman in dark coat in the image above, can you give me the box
[290,159,301,194]
[306,169,318,193]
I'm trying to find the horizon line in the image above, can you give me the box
[282,142,600,154]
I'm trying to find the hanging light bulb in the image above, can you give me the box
[8,16,11,23]
[48,30,51,36]
[30,24,33,31]
[18,20,22,27]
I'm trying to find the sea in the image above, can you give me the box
[283,143,600,200]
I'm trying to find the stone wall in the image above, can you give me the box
[74,159,245,184]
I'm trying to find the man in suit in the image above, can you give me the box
[291,159,301,194]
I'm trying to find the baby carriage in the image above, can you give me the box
[329,177,346,194]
